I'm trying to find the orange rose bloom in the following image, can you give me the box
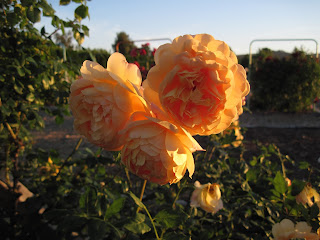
[120,112,203,185]
[143,34,250,135]
[69,53,147,151]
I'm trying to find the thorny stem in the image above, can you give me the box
[136,180,147,213]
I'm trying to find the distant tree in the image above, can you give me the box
[54,30,74,49]
[112,31,136,55]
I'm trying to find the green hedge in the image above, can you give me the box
[249,49,320,112]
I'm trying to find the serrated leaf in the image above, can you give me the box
[39,0,55,16]
[27,7,41,23]
[124,213,151,235]
[129,192,146,209]
[74,4,88,21]
[155,209,188,229]
[273,171,287,194]
[104,197,126,219]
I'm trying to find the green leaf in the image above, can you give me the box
[16,67,25,77]
[74,4,88,21]
[79,186,98,215]
[39,0,55,16]
[59,0,71,5]
[104,197,126,219]
[7,12,19,26]
[291,180,306,196]
[82,25,89,36]
[26,93,35,102]
[74,31,84,45]
[155,209,188,229]
[246,168,258,182]
[21,0,34,7]
[273,171,287,194]
[299,161,310,169]
[129,192,146,209]
[14,82,24,95]
[27,7,41,23]
[124,213,151,235]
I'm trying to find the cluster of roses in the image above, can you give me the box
[271,183,320,239]
[69,34,250,186]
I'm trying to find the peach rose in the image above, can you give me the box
[69,52,147,151]
[296,183,320,207]
[143,34,250,135]
[272,219,295,240]
[190,180,223,214]
[120,112,203,185]
[272,219,319,240]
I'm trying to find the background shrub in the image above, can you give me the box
[249,48,320,112]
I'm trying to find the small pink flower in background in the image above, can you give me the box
[143,34,250,136]
[120,112,203,185]
[152,48,157,56]
[130,48,138,57]
[296,183,320,207]
[190,181,223,214]
[139,48,147,56]
[69,52,147,151]
[272,219,319,240]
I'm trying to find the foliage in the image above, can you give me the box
[2,126,320,239]
[112,31,136,56]
[1,2,319,239]
[0,1,89,238]
[249,48,320,112]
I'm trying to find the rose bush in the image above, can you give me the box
[143,34,250,135]
[120,112,203,185]
[190,180,223,213]
[69,53,147,151]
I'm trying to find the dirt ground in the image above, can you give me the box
[32,113,320,173]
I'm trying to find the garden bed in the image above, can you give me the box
[32,112,320,168]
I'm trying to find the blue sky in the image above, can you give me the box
[40,0,320,55]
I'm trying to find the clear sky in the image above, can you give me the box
[40,0,320,55]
